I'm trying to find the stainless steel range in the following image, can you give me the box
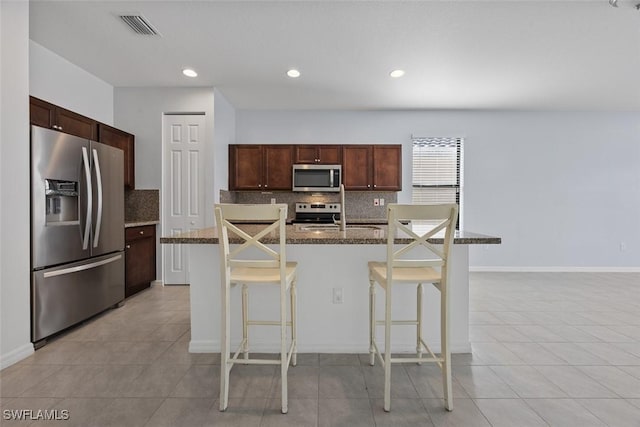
[294,202,341,224]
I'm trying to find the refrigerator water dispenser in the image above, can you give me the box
[45,179,78,224]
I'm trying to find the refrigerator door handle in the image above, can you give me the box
[92,148,103,248]
[43,254,123,278]
[81,147,92,250]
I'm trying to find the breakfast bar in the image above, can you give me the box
[161,224,500,354]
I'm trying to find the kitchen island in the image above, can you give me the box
[161,224,500,354]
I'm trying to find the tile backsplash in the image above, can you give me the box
[226,190,397,220]
[125,189,159,222]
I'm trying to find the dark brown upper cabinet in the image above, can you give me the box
[230,144,400,192]
[229,145,293,191]
[30,96,97,140]
[98,124,136,190]
[294,145,342,164]
[342,144,402,191]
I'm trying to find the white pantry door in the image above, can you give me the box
[162,114,206,285]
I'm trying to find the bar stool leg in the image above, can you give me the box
[290,279,297,366]
[220,279,231,412]
[441,281,453,411]
[280,284,288,414]
[242,284,249,360]
[369,280,376,366]
[417,283,423,364]
[383,284,392,412]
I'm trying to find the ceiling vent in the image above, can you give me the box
[120,14,159,36]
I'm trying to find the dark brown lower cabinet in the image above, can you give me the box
[125,225,156,297]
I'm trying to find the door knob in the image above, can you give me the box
[190,221,195,225]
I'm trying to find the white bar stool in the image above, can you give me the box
[214,203,297,414]
[368,203,458,412]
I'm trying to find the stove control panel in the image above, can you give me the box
[295,203,341,213]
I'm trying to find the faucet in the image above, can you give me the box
[339,184,346,231]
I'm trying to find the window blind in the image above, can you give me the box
[411,136,463,226]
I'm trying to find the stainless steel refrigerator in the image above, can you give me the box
[31,125,125,345]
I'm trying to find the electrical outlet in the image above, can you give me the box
[332,288,344,304]
[379,198,384,206]
[270,198,276,204]
[373,199,379,206]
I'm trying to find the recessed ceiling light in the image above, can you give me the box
[287,69,301,78]
[182,68,198,78]
[390,69,405,78]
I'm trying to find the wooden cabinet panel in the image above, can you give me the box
[229,145,293,190]
[342,145,372,190]
[29,96,97,140]
[373,145,402,191]
[263,145,293,190]
[29,97,55,129]
[317,146,342,164]
[342,144,401,191]
[125,225,156,298]
[98,124,135,189]
[229,145,263,190]
[294,146,318,164]
[294,145,341,164]
[56,108,97,140]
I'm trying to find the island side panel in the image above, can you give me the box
[187,243,471,354]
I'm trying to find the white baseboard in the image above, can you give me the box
[470,266,640,273]
[189,340,217,353]
[1,343,34,370]
[151,280,164,287]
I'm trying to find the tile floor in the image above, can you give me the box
[1,272,640,426]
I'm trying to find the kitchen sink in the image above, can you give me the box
[297,224,381,231]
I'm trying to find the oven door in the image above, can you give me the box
[293,212,341,224]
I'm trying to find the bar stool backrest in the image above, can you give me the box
[214,203,288,278]
[386,203,458,278]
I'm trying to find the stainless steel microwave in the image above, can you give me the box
[292,164,342,192]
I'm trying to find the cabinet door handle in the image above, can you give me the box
[126,245,131,249]
[139,231,144,235]
[258,184,262,188]
[374,184,377,188]
[367,184,371,188]
[264,184,268,188]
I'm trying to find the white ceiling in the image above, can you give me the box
[29,0,640,110]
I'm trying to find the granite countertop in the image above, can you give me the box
[160,223,501,245]
[125,220,160,228]
[227,218,388,225]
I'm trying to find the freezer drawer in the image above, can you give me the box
[32,252,125,343]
